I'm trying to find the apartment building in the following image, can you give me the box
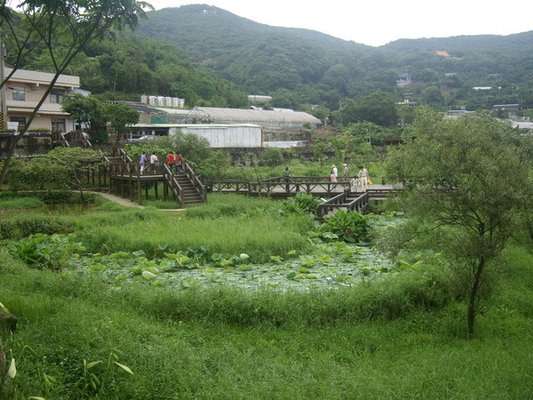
[3,67,80,133]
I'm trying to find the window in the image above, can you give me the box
[10,116,26,131]
[52,118,66,133]
[11,87,25,101]
[50,88,65,104]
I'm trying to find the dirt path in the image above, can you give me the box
[88,191,144,208]
[89,191,186,212]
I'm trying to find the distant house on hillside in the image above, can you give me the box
[248,94,272,104]
[492,104,520,118]
[446,110,474,119]
[396,73,412,88]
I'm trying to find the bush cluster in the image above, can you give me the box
[0,215,75,240]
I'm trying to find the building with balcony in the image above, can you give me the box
[3,67,80,133]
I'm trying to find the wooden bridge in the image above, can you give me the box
[105,148,207,207]
[208,177,398,198]
[208,176,401,216]
[34,132,399,212]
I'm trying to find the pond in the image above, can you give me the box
[74,240,395,292]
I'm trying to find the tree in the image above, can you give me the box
[38,147,102,201]
[62,93,107,141]
[61,94,139,143]
[385,108,532,338]
[7,147,102,201]
[0,0,152,185]
[340,91,399,127]
[102,102,139,143]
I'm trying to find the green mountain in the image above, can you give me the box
[135,4,533,110]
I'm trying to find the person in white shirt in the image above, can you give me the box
[357,165,369,192]
[149,152,158,173]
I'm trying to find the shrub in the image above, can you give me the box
[281,193,321,215]
[0,216,75,240]
[9,233,86,271]
[0,197,45,209]
[259,148,284,167]
[319,210,369,242]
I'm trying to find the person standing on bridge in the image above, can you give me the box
[139,152,147,175]
[342,163,350,182]
[350,176,358,192]
[283,167,290,192]
[149,152,158,174]
[175,152,183,174]
[357,165,369,192]
[330,164,338,183]
[166,151,176,172]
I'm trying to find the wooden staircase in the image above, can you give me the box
[162,161,206,207]
[316,189,369,220]
[175,173,204,206]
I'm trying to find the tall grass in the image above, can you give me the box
[0,196,45,209]
[67,194,310,261]
[1,242,531,399]
[0,194,310,261]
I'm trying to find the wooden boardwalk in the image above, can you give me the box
[208,177,402,217]
[209,177,399,199]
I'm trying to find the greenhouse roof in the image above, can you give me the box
[189,107,321,125]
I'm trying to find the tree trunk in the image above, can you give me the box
[467,256,486,339]
[0,138,18,186]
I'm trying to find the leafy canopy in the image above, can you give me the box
[385,107,532,337]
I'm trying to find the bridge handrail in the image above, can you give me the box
[183,161,207,202]
[163,164,185,205]
[317,190,369,219]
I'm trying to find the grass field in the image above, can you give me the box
[0,194,532,399]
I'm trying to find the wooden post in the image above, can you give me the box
[137,175,141,204]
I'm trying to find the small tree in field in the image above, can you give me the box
[0,0,152,185]
[6,147,102,201]
[386,108,532,338]
[37,147,102,201]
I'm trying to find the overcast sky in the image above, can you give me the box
[144,0,533,46]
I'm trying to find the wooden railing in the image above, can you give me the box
[258,179,345,195]
[209,178,347,196]
[183,161,207,203]
[51,131,70,147]
[316,190,368,219]
[209,180,251,194]
[163,164,185,205]
[65,130,92,147]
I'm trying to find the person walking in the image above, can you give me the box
[139,152,147,175]
[357,165,369,192]
[166,151,176,172]
[342,163,350,182]
[149,152,158,173]
[350,176,358,192]
[330,164,338,188]
[175,152,183,174]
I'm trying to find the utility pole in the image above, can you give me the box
[0,30,7,129]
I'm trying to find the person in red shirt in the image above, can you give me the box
[166,152,176,172]
[174,152,183,174]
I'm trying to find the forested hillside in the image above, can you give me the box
[3,15,248,108]
[4,3,532,115]
[135,4,533,111]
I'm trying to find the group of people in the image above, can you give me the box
[138,151,183,175]
[330,163,371,192]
